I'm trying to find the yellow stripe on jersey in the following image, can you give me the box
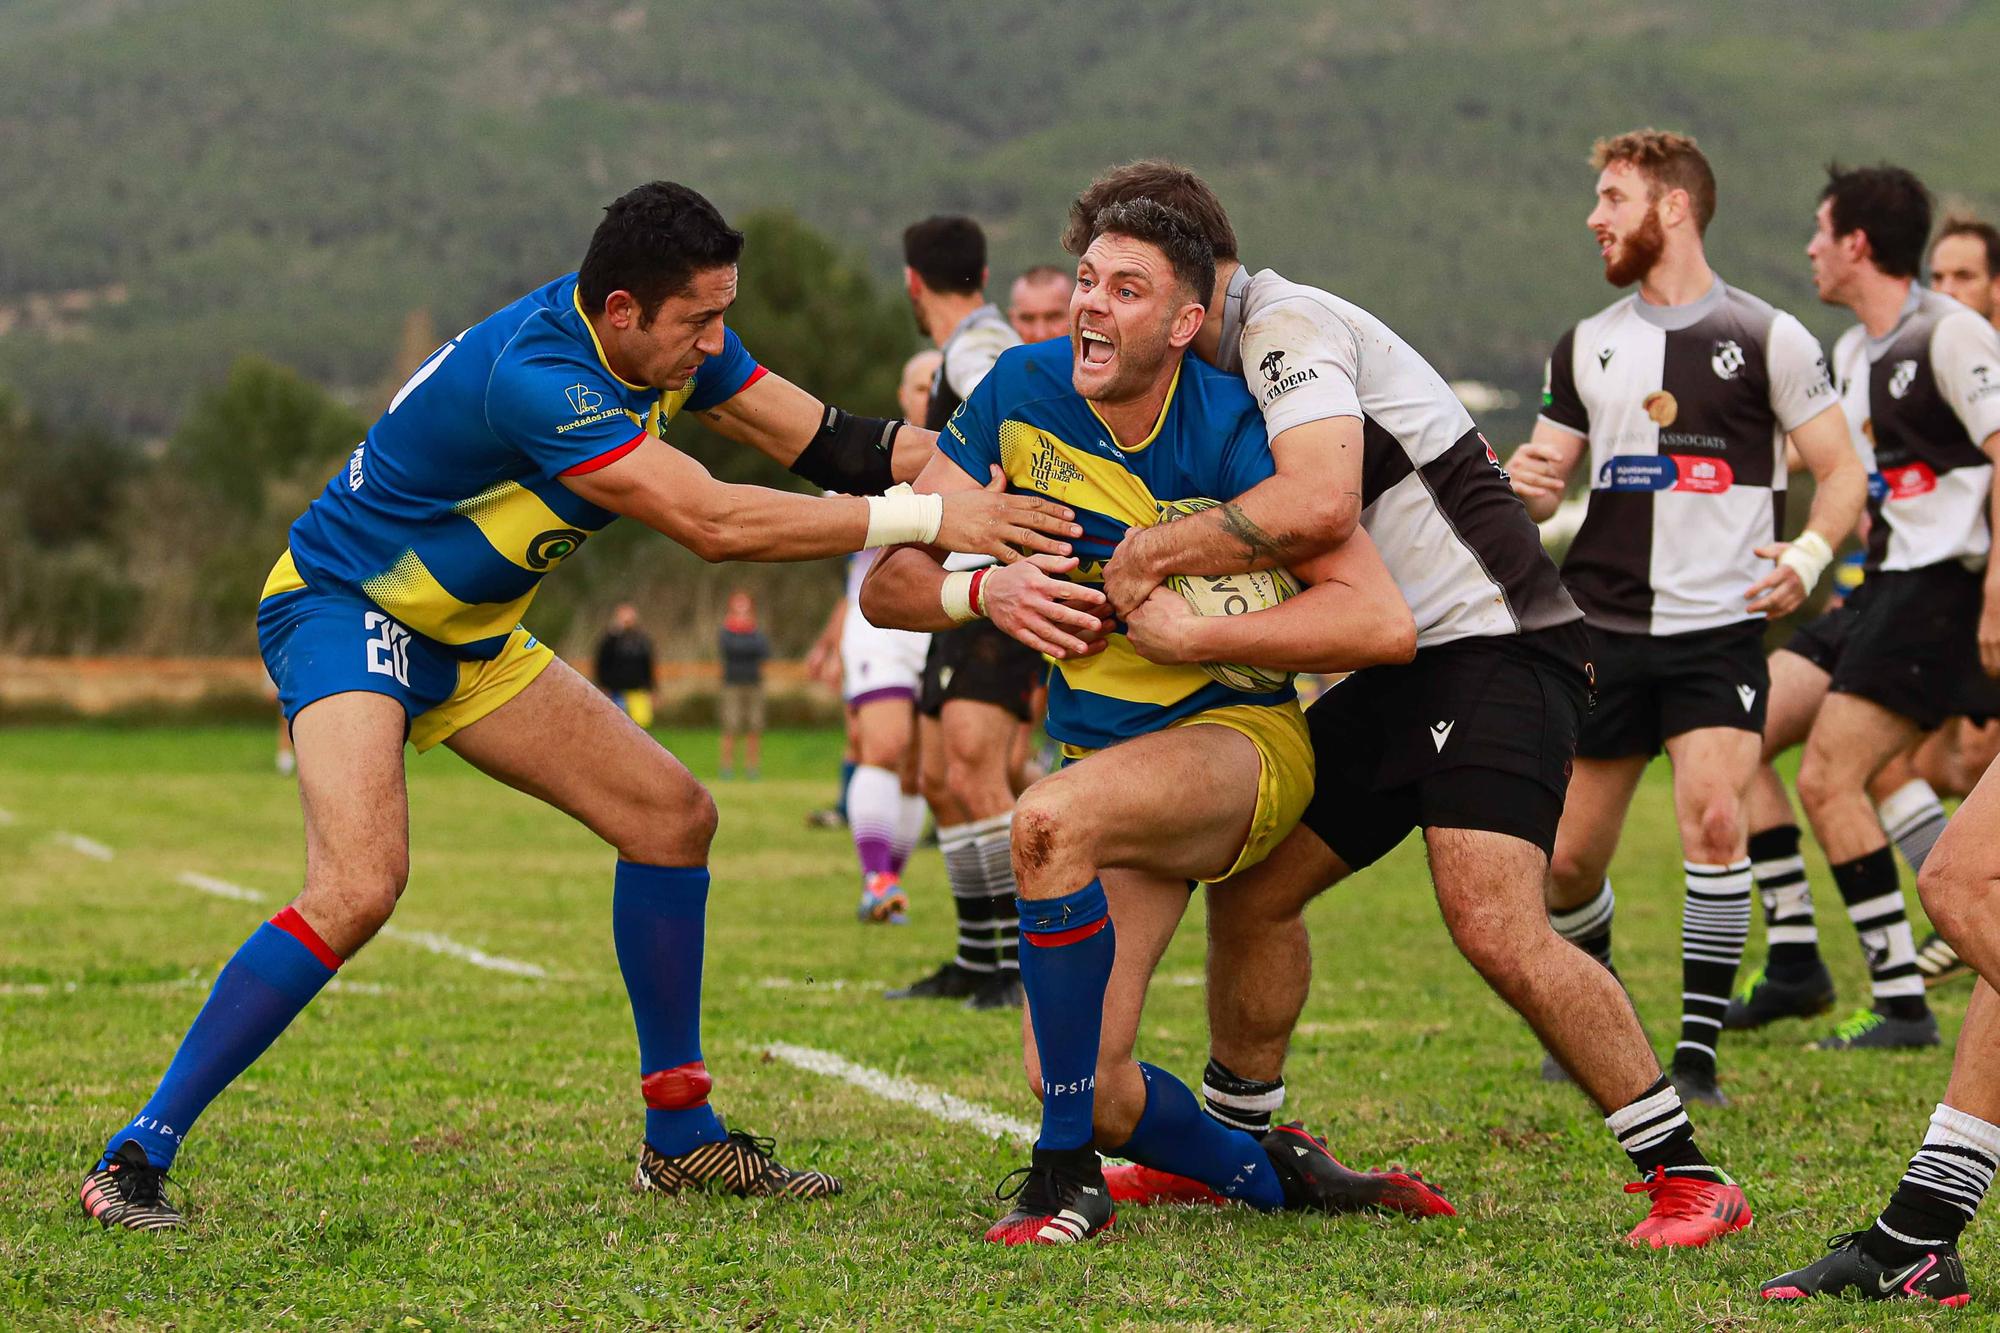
[360,549,540,649]
[261,549,307,600]
[452,481,599,574]
[996,418,1218,710]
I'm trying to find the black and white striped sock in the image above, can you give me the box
[1607,1075,1721,1183]
[969,812,1020,975]
[1551,879,1617,974]
[1677,860,1751,1073]
[1878,779,1950,876]
[1201,1058,1285,1137]
[1869,1104,2000,1263]
[936,821,997,973]
[1830,847,1926,1019]
[1749,824,1819,978]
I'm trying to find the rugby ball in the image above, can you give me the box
[1155,498,1301,693]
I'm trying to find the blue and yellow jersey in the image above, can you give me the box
[280,274,763,659]
[938,337,1292,750]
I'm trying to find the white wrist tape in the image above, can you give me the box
[863,484,944,549]
[1777,530,1835,590]
[940,570,982,624]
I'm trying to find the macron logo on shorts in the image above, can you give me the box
[1737,685,1757,713]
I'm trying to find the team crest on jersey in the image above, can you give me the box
[1711,340,1745,380]
[525,527,589,570]
[1641,390,1678,426]
[1888,360,1918,400]
[566,383,605,414]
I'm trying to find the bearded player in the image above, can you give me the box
[78,182,1079,1230]
[864,199,1444,1245]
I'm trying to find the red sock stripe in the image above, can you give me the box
[270,906,343,971]
[642,1061,714,1110]
[1026,916,1109,948]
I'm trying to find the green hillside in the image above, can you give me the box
[6,0,1999,444]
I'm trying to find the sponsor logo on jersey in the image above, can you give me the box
[1970,363,2000,403]
[1711,339,1745,380]
[1868,470,1890,501]
[1479,432,1508,479]
[1810,355,1834,397]
[1028,441,1086,490]
[566,383,605,414]
[555,408,626,435]
[1889,359,1919,400]
[1595,454,1734,493]
[1260,350,1288,382]
[346,444,366,492]
[1880,462,1938,499]
[1642,390,1678,426]
[525,527,589,570]
[1261,356,1320,402]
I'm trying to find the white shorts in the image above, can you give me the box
[842,608,930,706]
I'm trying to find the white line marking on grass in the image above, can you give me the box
[175,871,269,904]
[52,832,114,860]
[756,977,883,991]
[764,1043,1034,1146]
[376,925,549,979]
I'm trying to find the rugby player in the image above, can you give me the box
[1064,161,1749,1246]
[890,217,1042,1010]
[76,182,1079,1231]
[1007,264,1075,343]
[1729,167,2000,1053]
[1759,757,2000,1307]
[1507,130,1864,1105]
[863,198,1440,1245]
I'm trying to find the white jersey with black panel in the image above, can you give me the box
[1215,265,1580,649]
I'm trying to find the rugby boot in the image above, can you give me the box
[1724,961,1836,1030]
[856,873,908,925]
[1261,1122,1456,1218]
[984,1146,1115,1245]
[1623,1166,1751,1248]
[1813,1006,1940,1051]
[1668,1055,1730,1108]
[1102,1161,1228,1207]
[632,1130,842,1200]
[884,960,984,1001]
[1916,932,1974,990]
[1762,1230,1970,1306]
[963,971,1024,1011]
[80,1141,183,1231]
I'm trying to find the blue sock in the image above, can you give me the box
[614,861,726,1156]
[836,760,856,821]
[1018,879,1115,1151]
[104,907,339,1169]
[1116,1062,1284,1210]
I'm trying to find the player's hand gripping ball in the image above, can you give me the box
[1155,498,1300,693]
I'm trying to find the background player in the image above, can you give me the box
[1059,161,1745,1248]
[1733,167,2000,1053]
[77,181,1081,1231]
[1007,264,1074,343]
[891,217,1040,1010]
[864,199,1434,1245]
[1507,130,1864,1104]
[594,602,660,728]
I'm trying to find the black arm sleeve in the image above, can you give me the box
[787,405,904,495]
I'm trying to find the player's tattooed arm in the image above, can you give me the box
[1101,415,1363,617]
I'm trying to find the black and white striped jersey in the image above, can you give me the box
[1833,287,2000,573]
[1540,279,1837,636]
[1214,266,1580,649]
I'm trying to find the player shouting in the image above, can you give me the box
[78,181,1079,1231]
[862,199,1440,1245]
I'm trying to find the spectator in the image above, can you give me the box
[594,603,659,728]
[718,588,772,779]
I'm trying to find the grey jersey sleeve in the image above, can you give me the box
[1237,296,1364,437]
[1932,310,2000,446]
[1767,311,1839,432]
[943,322,1016,400]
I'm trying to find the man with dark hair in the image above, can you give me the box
[1506,130,1864,1105]
[890,216,1046,1009]
[1730,165,2000,1056]
[595,602,659,727]
[1065,160,1747,1248]
[1932,214,2000,325]
[76,181,1080,1231]
[864,197,1439,1246]
[1008,265,1075,343]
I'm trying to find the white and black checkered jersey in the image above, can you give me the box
[1213,265,1579,649]
[1832,286,2000,573]
[926,302,1021,572]
[1539,279,1839,636]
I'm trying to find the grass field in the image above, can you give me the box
[0,724,1979,1329]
